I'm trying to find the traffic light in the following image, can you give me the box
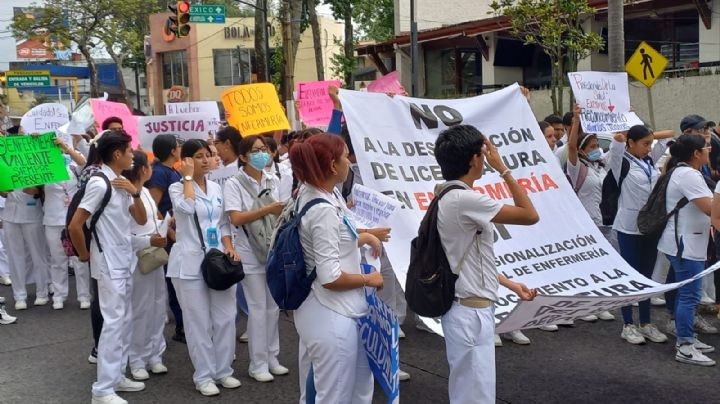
[169,1,191,38]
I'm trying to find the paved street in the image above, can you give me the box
[2,283,720,404]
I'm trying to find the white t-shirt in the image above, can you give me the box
[79,164,135,279]
[264,161,293,202]
[437,181,503,301]
[223,169,280,272]
[567,159,607,227]
[43,166,78,226]
[657,166,712,261]
[298,184,367,318]
[130,188,161,252]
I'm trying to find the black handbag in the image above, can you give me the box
[193,212,244,290]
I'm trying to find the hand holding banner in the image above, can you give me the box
[297,80,341,126]
[90,99,139,147]
[221,83,290,136]
[0,132,70,191]
[567,71,644,133]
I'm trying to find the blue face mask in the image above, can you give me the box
[249,151,271,171]
[586,148,602,161]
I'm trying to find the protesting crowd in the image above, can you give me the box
[1,78,720,404]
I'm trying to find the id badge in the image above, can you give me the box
[342,214,359,240]
[26,200,37,207]
[207,227,219,248]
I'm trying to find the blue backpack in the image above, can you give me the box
[266,197,331,310]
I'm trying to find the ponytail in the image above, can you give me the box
[666,133,705,171]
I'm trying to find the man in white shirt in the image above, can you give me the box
[434,125,539,404]
[68,131,148,404]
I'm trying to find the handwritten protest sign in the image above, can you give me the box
[350,183,402,228]
[567,71,643,133]
[90,99,139,147]
[221,83,290,136]
[166,101,221,133]
[138,113,212,150]
[367,71,405,95]
[0,132,69,190]
[20,103,69,135]
[297,80,341,126]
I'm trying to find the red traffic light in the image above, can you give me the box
[178,1,190,13]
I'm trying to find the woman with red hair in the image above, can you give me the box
[290,134,384,403]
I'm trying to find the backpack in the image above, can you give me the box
[61,173,112,257]
[599,158,631,226]
[265,197,332,310]
[404,184,466,318]
[637,164,690,239]
[564,161,588,193]
[236,174,279,263]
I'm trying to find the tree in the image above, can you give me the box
[489,0,605,114]
[255,0,269,82]
[607,0,624,72]
[306,0,325,81]
[353,0,394,42]
[324,0,356,88]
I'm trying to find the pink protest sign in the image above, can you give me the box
[297,80,341,126]
[367,71,406,95]
[90,99,139,147]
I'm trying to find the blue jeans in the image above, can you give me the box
[666,254,704,344]
[617,232,657,325]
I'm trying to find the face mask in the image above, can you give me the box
[586,148,602,161]
[249,151,271,171]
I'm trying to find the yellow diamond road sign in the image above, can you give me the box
[625,41,668,88]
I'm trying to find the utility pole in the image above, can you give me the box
[282,0,295,102]
[410,0,418,97]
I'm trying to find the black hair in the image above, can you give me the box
[152,134,179,162]
[237,135,269,167]
[263,136,280,163]
[215,126,242,156]
[96,130,132,164]
[122,150,149,182]
[666,133,706,171]
[340,123,354,157]
[562,112,573,127]
[281,132,294,145]
[709,134,720,173]
[627,125,653,142]
[85,143,101,168]
[435,125,485,180]
[181,139,210,159]
[577,132,596,151]
[538,121,551,133]
[544,114,563,125]
[101,116,123,130]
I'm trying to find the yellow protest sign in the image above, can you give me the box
[221,83,290,135]
[625,41,668,88]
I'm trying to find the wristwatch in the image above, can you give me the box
[131,191,141,199]
[183,175,193,182]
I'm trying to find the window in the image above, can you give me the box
[213,48,253,86]
[162,51,188,89]
[425,48,482,98]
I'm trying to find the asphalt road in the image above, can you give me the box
[1,283,720,404]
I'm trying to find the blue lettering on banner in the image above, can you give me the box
[357,264,400,404]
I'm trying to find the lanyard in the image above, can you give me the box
[199,197,215,223]
[624,152,653,183]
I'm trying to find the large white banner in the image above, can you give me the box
[339,85,708,335]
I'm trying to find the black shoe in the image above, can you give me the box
[172,331,186,344]
[88,347,98,364]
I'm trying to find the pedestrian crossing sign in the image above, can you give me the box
[625,41,668,88]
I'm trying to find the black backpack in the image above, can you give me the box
[637,164,690,239]
[61,173,112,257]
[405,184,465,318]
[600,158,631,226]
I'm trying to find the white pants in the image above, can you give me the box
[0,227,9,277]
[172,278,237,386]
[44,225,91,303]
[92,266,134,397]
[70,257,92,302]
[129,265,167,369]
[242,271,280,374]
[442,302,496,404]
[376,251,407,324]
[3,221,49,301]
[294,293,373,404]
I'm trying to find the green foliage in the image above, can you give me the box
[270,35,285,88]
[353,0,393,42]
[329,37,355,86]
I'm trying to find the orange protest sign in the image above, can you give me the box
[221,83,290,136]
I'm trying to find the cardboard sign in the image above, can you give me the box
[20,103,69,135]
[367,71,405,95]
[297,80,341,126]
[0,132,70,190]
[166,101,221,133]
[90,99,139,147]
[568,71,644,133]
[220,83,290,136]
[138,113,213,150]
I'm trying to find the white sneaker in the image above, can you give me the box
[0,304,17,325]
[149,362,168,374]
[398,369,411,381]
[0,275,11,286]
[676,343,716,366]
[91,393,128,404]
[651,297,666,306]
[219,376,242,388]
[398,327,406,339]
[503,330,531,345]
[694,315,719,334]
[238,331,249,343]
[249,371,274,383]
[52,300,64,310]
[34,297,49,306]
[14,300,27,310]
[621,325,646,345]
[494,334,503,347]
[539,324,559,332]
[130,368,149,381]
[579,314,598,322]
[115,376,145,392]
[79,299,91,310]
[694,339,715,353]
[269,365,289,376]
[638,324,668,343]
[88,347,98,364]
[597,311,615,321]
[196,382,220,396]
[665,319,677,336]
